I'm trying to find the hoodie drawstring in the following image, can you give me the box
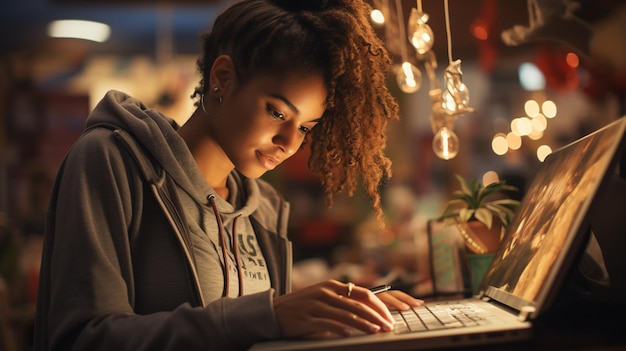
[208,194,244,297]
[231,215,243,296]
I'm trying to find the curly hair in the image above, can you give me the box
[193,0,399,224]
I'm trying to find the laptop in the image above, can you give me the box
[250,117,626,351]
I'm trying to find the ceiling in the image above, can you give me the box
[0,0,624,66]
[0,0,234,57]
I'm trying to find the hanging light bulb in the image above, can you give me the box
[429,88,460,160]
[441,59,473,116]
[395,61,422,94]
[408,8,434,54]
[432,125,459,160]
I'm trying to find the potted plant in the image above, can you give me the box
[437,174,521,254]
[435,174,521,295]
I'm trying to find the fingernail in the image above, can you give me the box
[383,323,394,332]
[370,324,381,333]
[343,328,353,337]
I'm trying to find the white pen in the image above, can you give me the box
[369,285,391,294]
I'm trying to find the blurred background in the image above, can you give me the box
[1,0,625,350]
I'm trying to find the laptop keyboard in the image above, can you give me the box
[392,301,500,334]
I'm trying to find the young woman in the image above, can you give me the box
[34,0,423,350]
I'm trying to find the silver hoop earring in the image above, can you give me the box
[201,93,208,114]
[201,91,223,116]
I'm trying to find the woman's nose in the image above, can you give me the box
[272,123,302,156]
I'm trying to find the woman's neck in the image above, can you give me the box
[178,110,234,195]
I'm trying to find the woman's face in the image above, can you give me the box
[212,73,327,179]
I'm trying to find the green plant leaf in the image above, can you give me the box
[459,208,474,222]
[479,182,518,204]
[479,183,504,199]
[455,174,471,196]
[451,190,474,204]
[492,198,520,208]
[474,208,493,228]
[487,203,516,215]
[470,180,483,208]
[485,203,516,226]
[437,199,466,219]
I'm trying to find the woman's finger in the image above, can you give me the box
[336,284,394,323]
[376,290,425,311]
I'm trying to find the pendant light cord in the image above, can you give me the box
[395,0,408,62]
[444,0,453,63]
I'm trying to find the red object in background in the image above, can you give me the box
[535,43,580,92]
[296,219,342,248]
[581,63,626,104]
[472,0,499,73]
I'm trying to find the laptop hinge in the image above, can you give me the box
[517,306,536,321]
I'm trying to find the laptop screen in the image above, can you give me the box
[480,117,626,316]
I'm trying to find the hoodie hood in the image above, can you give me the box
[86,90,259,217]
[84,90,292,299]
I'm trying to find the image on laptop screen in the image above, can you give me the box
[481,118,626,312]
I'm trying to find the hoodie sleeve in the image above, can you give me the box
[40,128,281,351]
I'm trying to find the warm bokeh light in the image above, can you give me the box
[524,99,540,117]
[492,133,508,155]
[566,52,579,68]
[482,171,500,186]
[531,113,547,132]
[370,9,385,24]
[471,19,489,41]
[48,19,111,42]
[510,119,520,136]
[506,132,522,150]
[528,129,544,140]
[537,145,552,162]
[509,99,550,146]
[511,117,532,136]
[542,100,557,118]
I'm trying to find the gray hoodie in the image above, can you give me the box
[34,90,293,351]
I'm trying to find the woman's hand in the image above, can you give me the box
[272,280,423,340]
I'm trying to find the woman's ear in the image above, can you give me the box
[210,55,236,93]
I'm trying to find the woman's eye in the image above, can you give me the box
[268,106,285,120]
[299,126,311,134]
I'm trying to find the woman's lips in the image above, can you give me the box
[256,151,280,170]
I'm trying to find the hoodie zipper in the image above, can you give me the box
[151,183,206,307]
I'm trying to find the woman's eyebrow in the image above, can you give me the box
[269,93,299,114]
